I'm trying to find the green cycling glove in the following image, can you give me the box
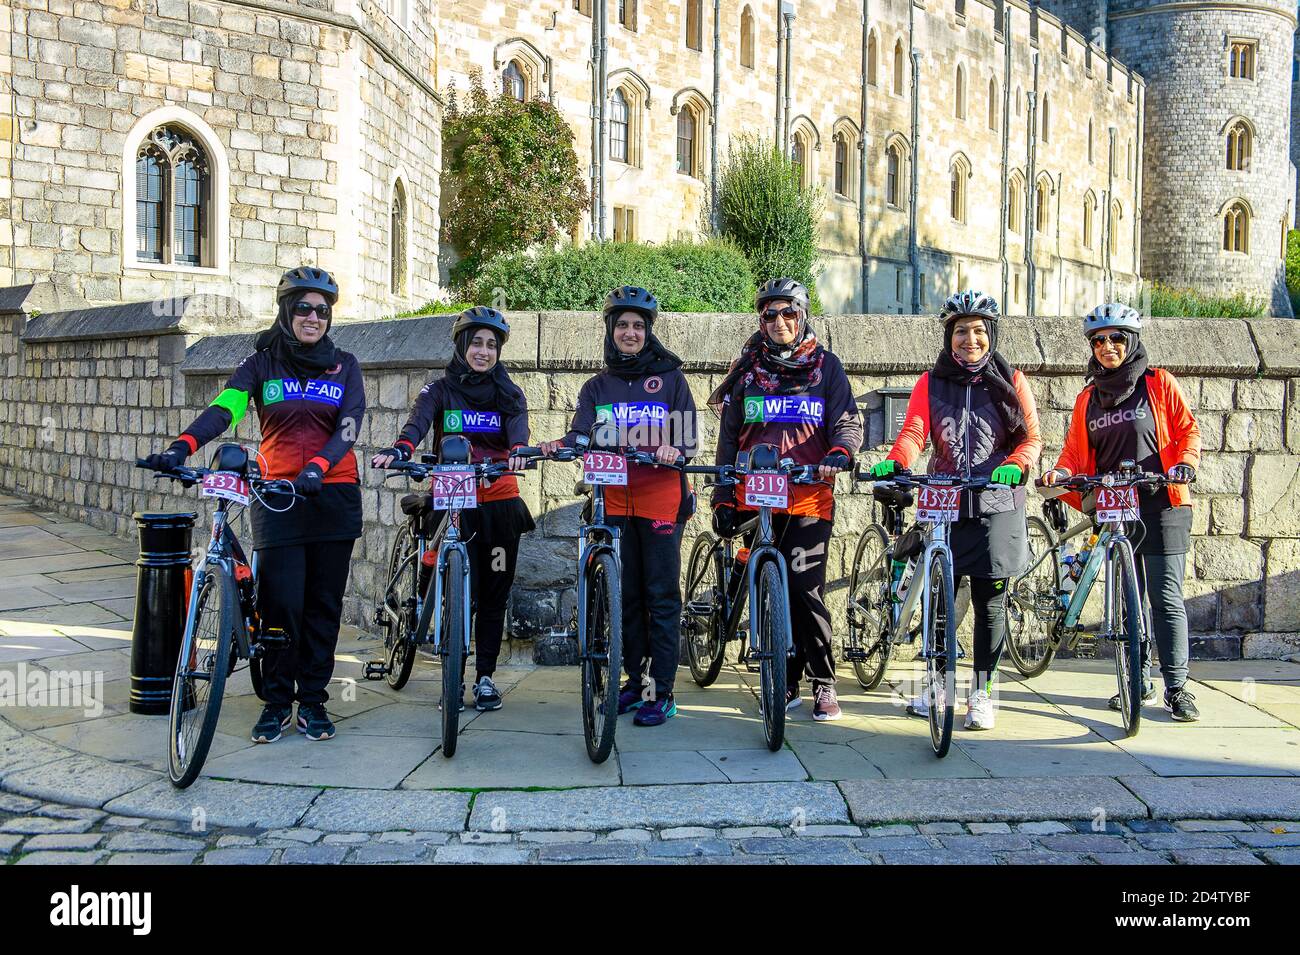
[990,463,1024,487]
[870,459,898,479]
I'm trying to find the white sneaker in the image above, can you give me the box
[964,689,995,730]
[906,681,945,718]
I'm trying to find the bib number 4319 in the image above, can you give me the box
[744,472,789,509]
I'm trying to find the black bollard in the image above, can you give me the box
[129,512,197,715]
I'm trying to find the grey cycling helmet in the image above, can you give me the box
[452,305,510,344]
[1082,302,1142,339]
[604,285,659,324]
[755,277,810,314]
[277,266,338,304]
[939,289,1000,325]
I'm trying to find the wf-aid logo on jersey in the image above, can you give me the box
[743,395,824,425]
[262,379,344,407]
[443,409,502,433]
[1088,406,1149,432]
[595,402,669,426]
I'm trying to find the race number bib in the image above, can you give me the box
[917,485,960,523]
[200,471,249,507]
[583,452,628,486]
[431,466,477,510]
[744,472,789,509]
[1095,485,1139,523]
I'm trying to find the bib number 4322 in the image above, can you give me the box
[917,485,960,523]
[1095,485,1139,523]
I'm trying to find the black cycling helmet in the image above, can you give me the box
[277,266,338,305]
[451,305,510,345]
[755,277,810,315]
[603,285,658,324]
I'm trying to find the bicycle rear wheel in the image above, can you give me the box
[847,524,892,690]
[168,563,235,788]
[440,549,467,757]
[683,533,726,687]
[1111,542,1146,738]
[384,525,419,691]
[1006,515,1063,679]
[755,559,790,752]
[925,552,957,758]
[581,551,623,763]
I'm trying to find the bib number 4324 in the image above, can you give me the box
[1095,485,1139,523]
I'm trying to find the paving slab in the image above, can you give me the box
[0,603,129,631]
[838,775,1148,824]
[32,578,137,604]
[468,781,850,832]
[699,748,809,782]
[1110,726,1300,776]
[0,535,85,561]
[401,729,619,789]
[104,777,322,829]
[300,788,470,832]
[953,732,1153,778]
[1200,679,1300,729]
[619,749,729,785]
[610,696,768,753]
[15,850,107,864]
[34,712,251,772]
[847,724,990,779]
[787,740,886,781]
[3,752,160,807]
[461,687,583,735]
[0,635,98,663]
[203,730,434,789]
[1120,775,1300,820]
[332,702,440,738]
[0,677,130,731]
[0,734,67,780]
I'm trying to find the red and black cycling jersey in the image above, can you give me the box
[176,349,365,485]
[392,378,530,503]
[561,369,698,523]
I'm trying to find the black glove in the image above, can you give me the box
[292,464,324,497]
[375,446,410,464]
[712,503,740,539]
[145,440,191,472]
[820,451,851,471]
[1167,463,1196,484]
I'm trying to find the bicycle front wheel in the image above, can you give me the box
[581,551,623,763]
[385,525,419,691]
[1112,542,1146,738]
[1006,515,1062,679]
[924,552,957,758]
[847,524,892,690]
[439,548,467,757]
[168,563,235,788]
[755,558,790,752]
[683,533,726,687]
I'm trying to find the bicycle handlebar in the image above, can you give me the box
[134,460,303,499]
[373,459,518,483]
[861,468,994,492]
[1035,470,1192,492]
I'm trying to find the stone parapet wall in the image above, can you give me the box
[2,293,1299,660]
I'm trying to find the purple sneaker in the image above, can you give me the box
[617,680,645,715]
[633,694,677,727]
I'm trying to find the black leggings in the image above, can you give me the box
[957,575,1008,689]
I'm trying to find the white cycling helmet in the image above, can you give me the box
[1082,303,1142,339]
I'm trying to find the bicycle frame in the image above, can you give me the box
[575,480,622,659]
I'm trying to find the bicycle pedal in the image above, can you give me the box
[362,660,389,680]
[258,628,290,649]
[844,647,868,662]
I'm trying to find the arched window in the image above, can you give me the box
[610,88,630,163]
[686,0,703,51]
[134,124,210,266]
[1110,201,1123,256]
[791,131,808,191]
[1015,85,1022,118]
[390,179,407,296]
[1034,176,1050,233]
[740,6,755,69]
[1041,93,1050,142]
[834,132,850,197]
[1008,172,1025,233]
[954,65,966,120]
[1082,192,1096,250]
[1223,201,1249,252]
[503,60,526,100]
[676,105,698,177]
[893,39,905,96]
[950,154,969,223]
[988,77,998,130]
[1226,120,1251,171]
[867,31,878,86]
[885,137,908,209]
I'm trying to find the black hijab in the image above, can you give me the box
[443,327,526,416]
[603,310,683,379]
[931,316,1028,445]
[254,293,340,379]
[1087,331,1150,408]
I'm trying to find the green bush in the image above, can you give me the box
[1286,229,1300,317]
[442,72,589,289]
[467,239,756,313]
[392,301,473,318]
[715,133,824,300]
[1136,280,1265,319]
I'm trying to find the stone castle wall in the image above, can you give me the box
[3,288,1299,660]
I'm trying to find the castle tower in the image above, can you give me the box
[1104,0,1296,316]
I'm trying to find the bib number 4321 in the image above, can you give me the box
[744,472,789,509]
[1095,485,1139,523]
[917,485,960,523]
[200,471,249,507]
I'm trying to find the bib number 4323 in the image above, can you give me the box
[917,485,960,523]
[583,452,628,486]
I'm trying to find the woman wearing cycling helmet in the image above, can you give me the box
[538,286,698,727]
[1042,304,1201,722]
[371,307,534,713]
[709,277,863,722]
[144,267,365,744]
[871,290,1041,731]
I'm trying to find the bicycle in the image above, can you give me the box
[841,468,990,757]
[367,435,526,758]
[1008,461,1189,736]
[135,444,300,788]
[679,444,824,752]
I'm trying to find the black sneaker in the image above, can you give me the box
[1108,682,1156,711]
[296,702,335,741]
[785,684,802,711]
[439,683,466,712]
[252,704,292,743]
[1164,686,1200,722]
[472,675,502,711]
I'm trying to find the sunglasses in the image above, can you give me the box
[1090,332,1127,348]
[760,306,801,324]
[293,301,331,320]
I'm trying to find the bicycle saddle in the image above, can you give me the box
[400,493,432,517]
[439,435,472,465]
[739,443,780,472]
[209,442,251,476]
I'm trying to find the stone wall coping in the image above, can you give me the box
[0,281,87,318]
[22,295,251,344]
[1247,320,1300,377]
